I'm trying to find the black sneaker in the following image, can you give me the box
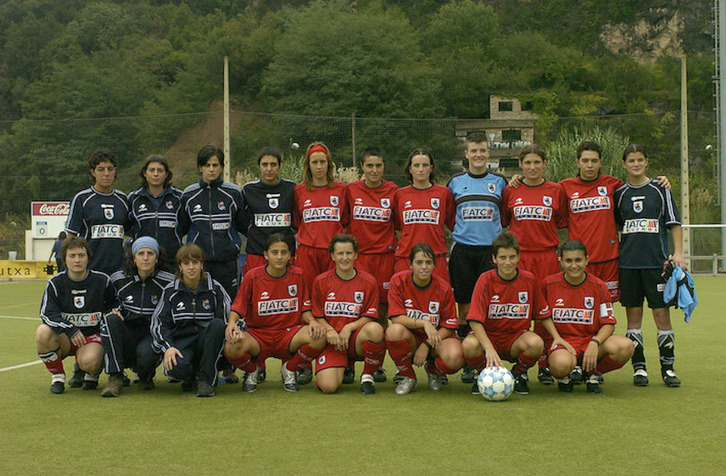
[513,372,530,395]
[586,374,602,394]
[557,377,573,393]
[68,363,84,388]
[662,369,681,387]
[343,366,355,384]
[461,365,477,384]
[50,380,65,394]
[471,382,480,395]
[633,369,649,386]
[82,374,99,391]
[296,367,313,385]
[570,366,584,385]
[538,367,555,385]
[138,380,155,391]
[257,366,267,383]
[360,375,375,395]
[373,368,387,383]
[197,380,215,397]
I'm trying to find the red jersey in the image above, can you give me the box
[293,182,348,249]
[467,268,540,337]
[538,272,616,340]
[559,174,623,263]
[394,184,455,258]
[345,179,398,254]
[387,270,458,340]
[230,265,310,330]
[311,269,378,332]
[502,180,567,251]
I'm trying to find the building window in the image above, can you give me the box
[498,101,513,112]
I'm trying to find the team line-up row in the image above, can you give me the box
[38,135,684,396]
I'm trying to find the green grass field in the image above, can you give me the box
[1,278,724,475]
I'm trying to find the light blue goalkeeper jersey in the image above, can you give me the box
[447,171,507,247]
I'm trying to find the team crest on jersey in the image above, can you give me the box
[166,200,174,209]
[488,183,497,193]
[598,186,608,196]
[269,198,279,209]
[354,291,364,303]
[381,198,390,208]
[318,355,326,365]
[151,295,159,305]
[202,299,211,310]
[543,196,552,206]
[288,284,297,296]
[428,301,440,314]
[633,201,643,213]
[584,297,594,309]
[74,296,85,308]
[218,201,226,211]
[519,292,528,303]
[104,208,114,220]
[330,196,339,206]
[431,198,440,209]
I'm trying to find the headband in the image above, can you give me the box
[132,236,160,256]
[307,144,329,158]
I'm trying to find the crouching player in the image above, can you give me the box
[36,236,119,394]
[385,243,462,394]
[312,234,386,394]
[224,233,327,392]
[462,232,543,395]
[151,243,229,397]
[101,237,175,397]
[538,241,634,393]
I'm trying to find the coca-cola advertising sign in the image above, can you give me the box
[31,201,69,238]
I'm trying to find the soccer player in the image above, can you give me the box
[36,236,119,394]
[462,232,544,395]
[178,145,247,300]
[448,132,508,383]
[127,155,183,273]
[393,149,455,283]
[65,149,131,276]
[47,231,67,273]
[538,240,634,393]
[614,144,685,387]
[101,237,175,397]
[151,243,230,397]
[311,234,386,395]
[223,233,327,392]
[385,243,462,395]
[293,142,348,291]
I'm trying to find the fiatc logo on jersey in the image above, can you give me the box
[570,196,610,213]
[622,218,659,234]
[324,301,362,318]
[462,206,494,221]
[353,205,391,222]
[303,207,341,222]
[61,311,102,327]
[255,213,291,227]
[405,308,439,326]
[487,303,530,320]
[551,308,594,324]
[258,298,299,316]
[512,205,552,221]
[91,224,124,239]
[402,209,440,225]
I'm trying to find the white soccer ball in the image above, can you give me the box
[291,142,300,150]
[477,366,514,401]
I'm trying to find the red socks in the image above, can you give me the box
[465,353,487,372]
[39,347,64,375]
[286,344,322,372]
[513,352,538,374]
[361,340,386,376]
[386,339,416,379]
[427,356,456,375]
[224,352,257,373]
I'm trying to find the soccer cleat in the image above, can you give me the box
[393,371,404,384]
[557,377,573,393]
[570,366,584,385]
[586,374,602,394]
[360,374,375,395]
[395,377,417,395]
[427,372,444,391]
[82,373,99,391]
[101,375,124,397]
[181,380,196,392]
[513,371,530,395]
[138,380,155,391]
[343,366,355,384]
[538,367,555,385]
[68,363,84,388]
[257,366,267,383]
[280,363,299,392]
[242,368,260,392]
[50,375,65,395]
[296,367,313,385]
[373,368,387,383]
[196,380,215,397]
[633,369,649,386]
[461,365,477,384]
[662,369,681,387]
[471,382,480,395]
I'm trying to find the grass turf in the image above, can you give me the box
[0,278,724,475]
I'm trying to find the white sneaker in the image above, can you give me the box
[395,376,417,395]
[427,372,444,391]
[242,368,259,392]
[280,363,299,392]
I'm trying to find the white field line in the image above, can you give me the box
[0,315,36,321]
[0,360,42,372]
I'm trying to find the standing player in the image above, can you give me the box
[614,144,685,387]
[293,142,348,290]
[501,144,567,384]
[127,155,183,273]
[345,147,398,383]
[35,236,119,394]
[151,243,230,397]
[178,145,247,299]
[538,240,634,393]
[462,232,544,395]
[101,237,175,397]
[394,149,455,282]
[448,132,508,383]
[48,231,67,273]
[311,234,386,395]
[66,149,130,276]
[385,243,462,395]
[223,233,327,392]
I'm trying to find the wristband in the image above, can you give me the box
[423,342,433,350]
[590,338,601,346]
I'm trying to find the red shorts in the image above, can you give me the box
[588,259,619,302]
[355,253,395,302]
[412,332,460,352]
[394,255,450,284]
[315,327,364,373]
[548,336,591,361]
[296,244,334,290]
[487,330,529,362]
[247,325,304,360]
[519,249,560,286]
[70,332,102,355]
